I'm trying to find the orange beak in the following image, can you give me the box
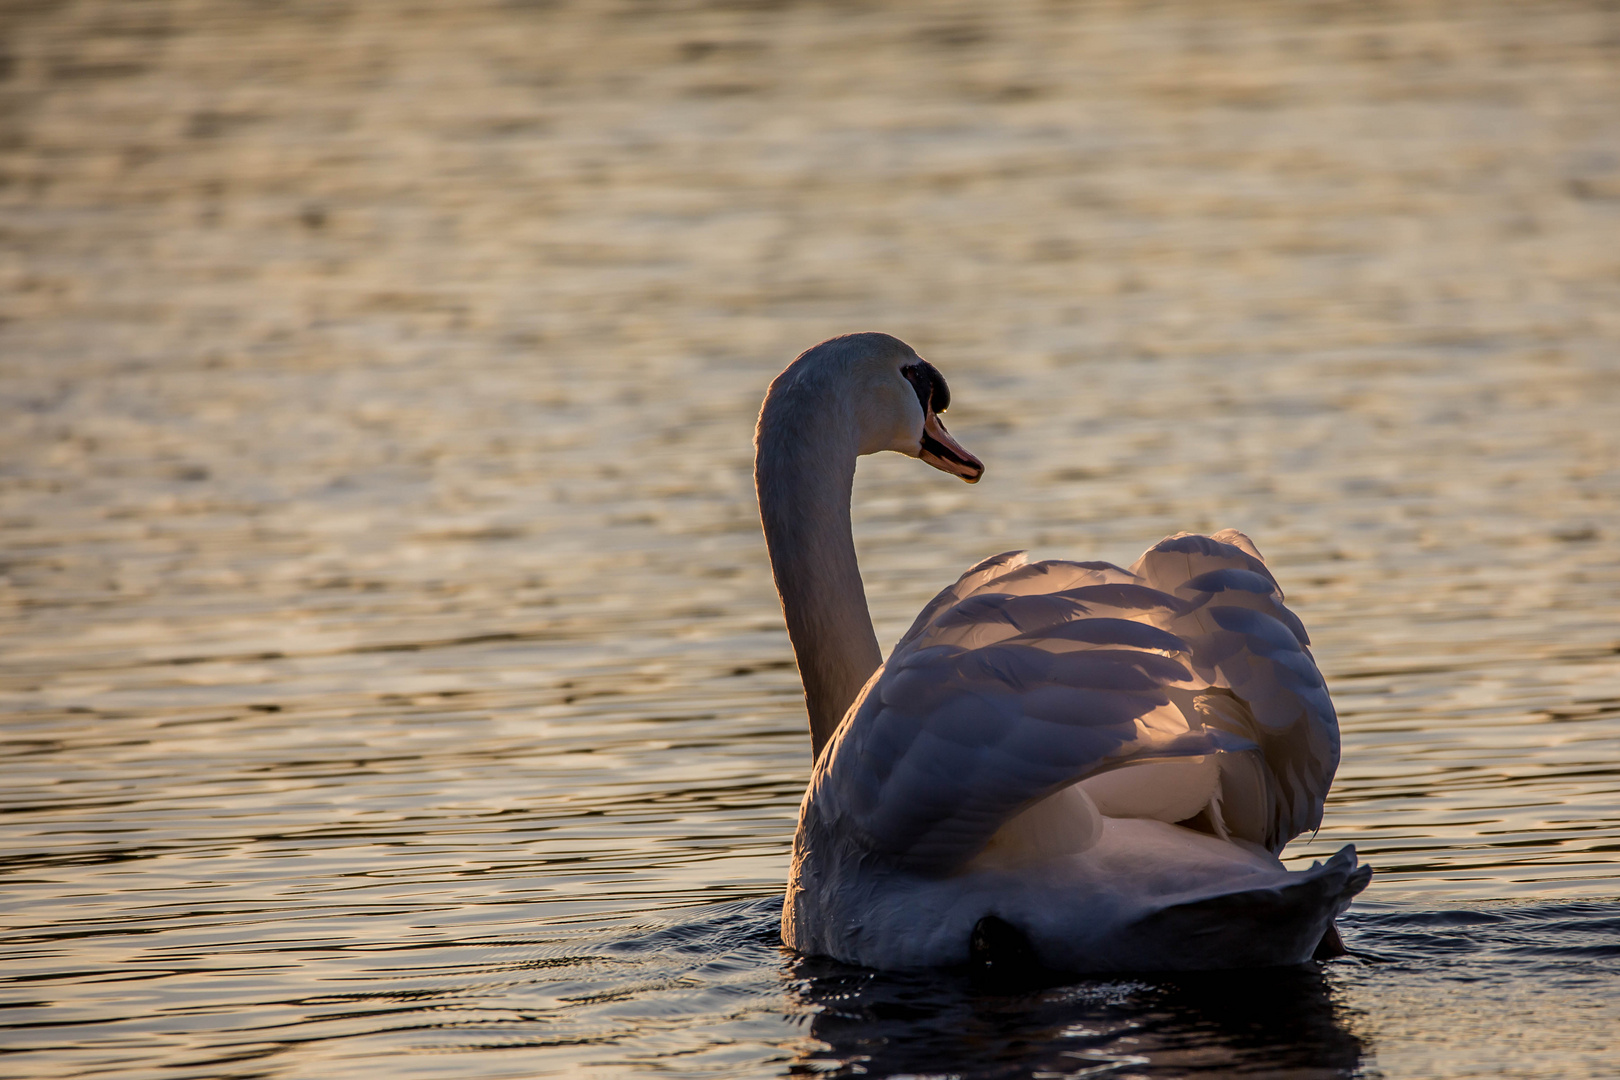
[919,412,984,483]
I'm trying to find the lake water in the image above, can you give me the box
[3,1,1619,1076]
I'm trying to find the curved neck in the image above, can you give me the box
[755,387,882,762]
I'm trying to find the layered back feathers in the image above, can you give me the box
[808,530,1339,873]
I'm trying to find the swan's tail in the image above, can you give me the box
[1124,845,1371,970]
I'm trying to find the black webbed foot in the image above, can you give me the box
[969,915,1047,988]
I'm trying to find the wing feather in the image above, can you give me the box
[812,530,1339,871]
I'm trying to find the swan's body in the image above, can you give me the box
[756,333,1369,973]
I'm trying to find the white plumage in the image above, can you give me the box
[756,332,1369,972]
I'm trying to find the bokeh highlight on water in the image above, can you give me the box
[2,1,1618,1076]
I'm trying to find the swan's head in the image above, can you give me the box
[770,332,984,483]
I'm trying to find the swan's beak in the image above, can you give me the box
[919,413,984,483]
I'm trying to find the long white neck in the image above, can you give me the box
[755,374,882,762]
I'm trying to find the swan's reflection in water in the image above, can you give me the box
[788,955,1365,1079]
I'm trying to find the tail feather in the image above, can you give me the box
[1124,845,1370,969]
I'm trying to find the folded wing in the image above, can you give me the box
[811,531,1338,873]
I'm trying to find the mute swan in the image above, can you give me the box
[755,332,1370,973]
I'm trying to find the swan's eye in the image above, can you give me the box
[902,360,951,415]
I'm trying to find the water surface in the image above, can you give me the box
[2,1,1619,1076]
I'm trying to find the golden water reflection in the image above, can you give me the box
[2,1,1618,1077]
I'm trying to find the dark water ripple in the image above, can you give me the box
[15,891,1613,1078]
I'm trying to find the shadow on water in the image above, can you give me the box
[594,896,1367,1076]
[588,895,1620,1077]
[786,955,1366,1079]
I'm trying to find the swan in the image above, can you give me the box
[755,332,1370,973]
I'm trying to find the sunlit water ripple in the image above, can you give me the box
[2,1,1618,1076]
